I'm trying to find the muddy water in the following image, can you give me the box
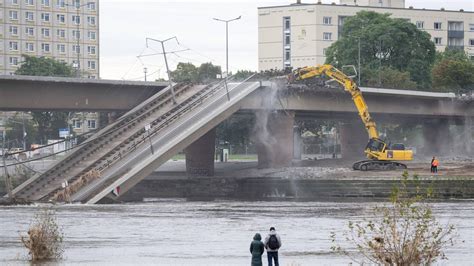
[0,200,473,265]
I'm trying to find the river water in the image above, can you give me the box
[0,200,473,265]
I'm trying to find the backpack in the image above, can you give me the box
[268,235,280,249]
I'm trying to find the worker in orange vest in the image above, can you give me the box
[431,157,439,173]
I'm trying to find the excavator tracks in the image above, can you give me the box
[353,160,407,171]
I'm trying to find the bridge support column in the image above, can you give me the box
[293,125,302,160]
[465,117,473,156]
[423,120,452,156]
[185,129,216,177]
[255,111,294,168]
[339,121,367,160]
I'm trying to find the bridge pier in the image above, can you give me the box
[293,126,302,160]
[185,129,216,177]
[465,117,473,156]
[256,111,294,168]
[339,121,367,159]
[422,120,452,156]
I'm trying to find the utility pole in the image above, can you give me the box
[146,37,179,104]
[144,67,148,82]
[358,37,361,86]
[213,16,241,101]
[66,1,92,78]
[2,129,13,200]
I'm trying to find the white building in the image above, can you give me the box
[258,0,474,70]
[0,0,99,78]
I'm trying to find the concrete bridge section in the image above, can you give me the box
[1,77,473,193]
[0,75,167,111]
[240,85,474,160]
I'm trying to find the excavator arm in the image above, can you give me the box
[289,64,379,140]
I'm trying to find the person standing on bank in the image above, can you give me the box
[250,233,265,266]
[431,156,439,173]
[264,227,282,266]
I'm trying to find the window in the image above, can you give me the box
[283,16,290,30]
[9,41,18,51]
[56,0,65,8]
[87,46,96,55]
[285,50,290,61]
[284,35,290,46]
[87,2,96,10]
[88,31,96,40]
[470,39,474,46]
[470,24,474,31]
[57,14,65,23]
[87,16,96,25]
[41,0,49,6]
[73,0,80,8]
[57,29,65,38]
[9,10,18,20]
[41,43,50,52]
[87,120,96,129]
[73,30,80,39]
[41,28,50,37]
[416,21,424,29]
[25,0,34,5]
[9,26,18,36]
[57,44,65,53]
[25,27,34,36]
[72,15,80,24]
[25,42,34,52]
[25,12,34,21]
[323,32,332,40]
[9,57,19,66]
[323,17,332,25]
[434,37,442,45]
[434,22,442,30]
[11,0,19,4]
[73,45,80,54]
[87,61,96,70]
[41,13,50,22]
[72,120,82,129]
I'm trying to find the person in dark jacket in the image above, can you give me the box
[264,227,282,266]
[250,233,265,266]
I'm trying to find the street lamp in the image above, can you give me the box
[65,1,93,78]
[213,16,241,100]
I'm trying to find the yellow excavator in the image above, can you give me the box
[288,64,413,171]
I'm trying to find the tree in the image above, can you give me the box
[331,172,456,265]
[432,50,474,94]
[233,70,257,81]
[15,55,74,77]
[325,11,436,89]
[365,67,418,90]
[170,62,198,82]
[197,62,221,82]
[15,56,75,143]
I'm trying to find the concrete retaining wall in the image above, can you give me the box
[120,177,474,202]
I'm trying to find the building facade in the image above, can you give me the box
[0,0,99,78]
[258,0,474,71]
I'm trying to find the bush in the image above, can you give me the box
[20,208,64,261]
[331,172,456,265]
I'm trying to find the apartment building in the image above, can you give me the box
[0,0,99,78]
[258,0,474,70]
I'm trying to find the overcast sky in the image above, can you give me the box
[99,0,473,80]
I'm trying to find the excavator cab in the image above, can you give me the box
[366,138,386,153]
